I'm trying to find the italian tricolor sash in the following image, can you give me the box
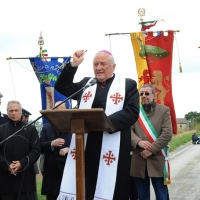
[138,105,171,185]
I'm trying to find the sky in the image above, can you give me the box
[0,0,200,121]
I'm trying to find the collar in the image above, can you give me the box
[97,73,115,84]
[8,118,23,126]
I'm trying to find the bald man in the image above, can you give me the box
[40,101,72,200]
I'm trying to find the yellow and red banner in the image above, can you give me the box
[130,32,150,89]
[131,30,177,134]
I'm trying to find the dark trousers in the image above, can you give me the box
[129,176,138,200]
[1,193,34,200]
[134,167,168,200]
[46,195,58,200]
[130,176,170,200]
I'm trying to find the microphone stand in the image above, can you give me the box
[0,80,97,146]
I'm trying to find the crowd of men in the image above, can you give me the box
[0,49,173,200]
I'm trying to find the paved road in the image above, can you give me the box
[150,141,200,200]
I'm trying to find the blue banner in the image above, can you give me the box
[29,57,71,124]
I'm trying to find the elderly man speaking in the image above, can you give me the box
[55,50,139,200]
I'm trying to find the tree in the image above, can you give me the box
[185,111,200,123]
[185,111,200,131]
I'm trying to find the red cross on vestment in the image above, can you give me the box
[82,91,92,102]
[103,150,116,165]
[110,92,123,104]
[70,148,76,160]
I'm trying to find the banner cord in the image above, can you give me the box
[174,32,182,73]
[8,60,16,100]
[8,58,67,74]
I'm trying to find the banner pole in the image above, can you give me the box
[105,30,180,36]
[6,56,70,60]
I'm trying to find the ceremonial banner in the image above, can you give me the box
[130,32,150,89]
[131,30,177,133]
[29,57,71,124]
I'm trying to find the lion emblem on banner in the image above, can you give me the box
[151,70,169,104]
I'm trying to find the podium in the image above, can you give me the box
[40,108,115,200]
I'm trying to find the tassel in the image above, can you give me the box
[164,180,171,185]
[179,64,182,73]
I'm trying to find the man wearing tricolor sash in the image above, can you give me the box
[130,84,172,200]
[55,50,139,200]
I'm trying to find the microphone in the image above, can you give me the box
[0,78,98,146]
[84,78,98,89]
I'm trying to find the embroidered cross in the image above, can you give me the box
[46,91,53,108]
[100,81,106,90]
[103,150,116,165]
[82,91,92,102]
[70,148,76,160]
[110,92,123,104]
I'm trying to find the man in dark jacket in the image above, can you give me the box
[21,108,40,200]
[55,50,139,200]
[40,101,72,200]
[0,93,9,125]
[0,100,40,200]
[192,133,200,144]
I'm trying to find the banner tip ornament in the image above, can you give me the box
[38,32,44,58]
[138,8,145,22]
[179,64,182,73]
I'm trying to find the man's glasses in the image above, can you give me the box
[140,92,150,96]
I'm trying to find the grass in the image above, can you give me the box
[169,130,199,152]
[37,180,46,200]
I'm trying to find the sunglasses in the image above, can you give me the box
[140,92,150,96]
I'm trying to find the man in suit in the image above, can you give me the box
[130,84,172,200]
[55,50,139,200]
[40,101,72,200]
[0,100,40,200]
[21,108,39,200]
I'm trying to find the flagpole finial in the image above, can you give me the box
[38,32,44,57]
[138,8,145,22]
[38,32,44,45]
[179,64,182,73]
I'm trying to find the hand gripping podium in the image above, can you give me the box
[40,108,115,200]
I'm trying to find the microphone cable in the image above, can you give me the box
[73,78,98,109]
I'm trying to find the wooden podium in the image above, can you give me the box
[40,108,115,200]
